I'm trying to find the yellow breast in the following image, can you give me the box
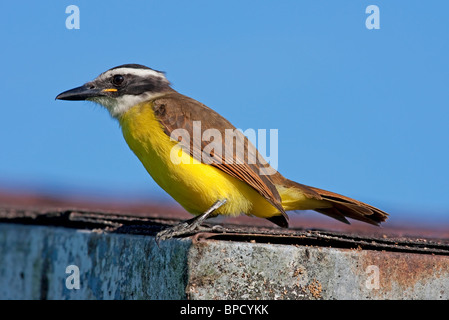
[118,101,279,218]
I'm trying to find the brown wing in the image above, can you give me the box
[151,91,288,222]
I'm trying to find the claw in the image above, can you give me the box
[155,221,195,243]
[155,199,227,244]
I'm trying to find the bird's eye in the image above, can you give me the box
[112,74,124,86]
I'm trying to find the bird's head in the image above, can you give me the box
[56,64,172,118]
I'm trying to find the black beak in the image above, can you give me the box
[56,83,103,101]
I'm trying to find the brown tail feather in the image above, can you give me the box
[270,172,389,226]
[308,185,388,226]
[315,207,350,225]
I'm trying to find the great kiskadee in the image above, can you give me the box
[56,64,388,240]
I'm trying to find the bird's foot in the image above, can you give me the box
[155,199,227,244]
[155,218,204,243]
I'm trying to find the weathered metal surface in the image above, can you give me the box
[0,223,190,299]
[0,205,448,300]
[187,238,449,299]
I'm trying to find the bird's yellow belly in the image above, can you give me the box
[119,102,279,218]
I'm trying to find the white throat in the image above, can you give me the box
[89,92,166,119]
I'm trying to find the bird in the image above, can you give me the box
[56,64,388,240]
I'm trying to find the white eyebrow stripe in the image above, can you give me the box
[98,67,167,80]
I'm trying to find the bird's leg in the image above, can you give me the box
[155,199,227,243]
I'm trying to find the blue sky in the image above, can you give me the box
[0,1,448,223]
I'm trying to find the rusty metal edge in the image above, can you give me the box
[1,205,449,256]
